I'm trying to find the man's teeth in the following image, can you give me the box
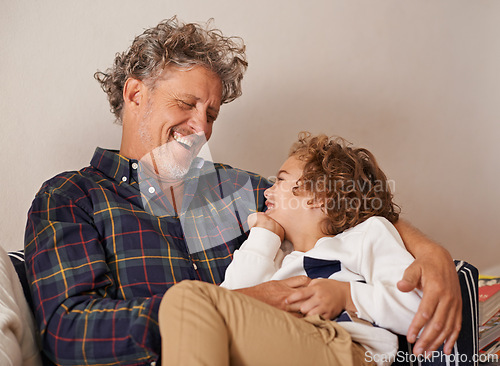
[173,133,193,148]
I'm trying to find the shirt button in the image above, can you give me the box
[193,262,198,270]
[148,187,156,194]
[132,162,138,170]
[121,176,127,182]
[150,362,156,366]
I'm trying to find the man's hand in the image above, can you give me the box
[234,276,310,312]
[284,279,355,319]
[247,212,285,241]
[397,246,461,356]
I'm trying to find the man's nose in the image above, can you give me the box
[187,111,210,136]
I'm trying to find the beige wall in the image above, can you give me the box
[1,0,499,272]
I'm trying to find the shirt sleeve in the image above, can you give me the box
[349,217,423,335]
[220,227,282,289]
[24,189,162,366]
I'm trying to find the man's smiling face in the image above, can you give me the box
[121,64,223,179]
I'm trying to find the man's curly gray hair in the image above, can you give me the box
[95,16,248,122]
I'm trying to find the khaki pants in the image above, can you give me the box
[159,280,374,366]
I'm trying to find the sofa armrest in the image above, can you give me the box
[8,250,34,311]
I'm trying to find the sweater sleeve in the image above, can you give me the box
[220,227,282,290]
[349,217,422,335]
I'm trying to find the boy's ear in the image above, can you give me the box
[123,78,146,110]
[307,198,324,209]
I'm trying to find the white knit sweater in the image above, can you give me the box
[221,216,422,366]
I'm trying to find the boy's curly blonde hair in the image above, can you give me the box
[290,132,400,235]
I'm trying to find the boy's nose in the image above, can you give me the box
[264,186,273,199]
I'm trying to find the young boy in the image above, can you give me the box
[159,133,422,366]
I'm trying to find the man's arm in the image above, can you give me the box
[394,219,462,355]
[25,187,162,365]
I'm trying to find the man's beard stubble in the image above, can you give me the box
[138,104,192,182]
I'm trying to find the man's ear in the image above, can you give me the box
[123,78,146,112]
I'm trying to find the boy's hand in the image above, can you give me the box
[247,212,285,242]
[284,279,355,320]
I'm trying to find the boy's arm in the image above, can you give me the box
[394,219,462,355]
[221,227,282,289]
[221,213,285,289]
[285,217,422,334]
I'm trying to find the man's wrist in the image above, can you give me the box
[417,242,452,261]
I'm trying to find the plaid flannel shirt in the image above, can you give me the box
[24,148,269,366]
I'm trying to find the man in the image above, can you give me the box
[25,17,461,365]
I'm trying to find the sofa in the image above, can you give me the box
[7,250,478,366]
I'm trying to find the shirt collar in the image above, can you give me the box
[90,147,207,191]
[90,148,139,185]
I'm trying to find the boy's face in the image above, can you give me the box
[264,156,315,235]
